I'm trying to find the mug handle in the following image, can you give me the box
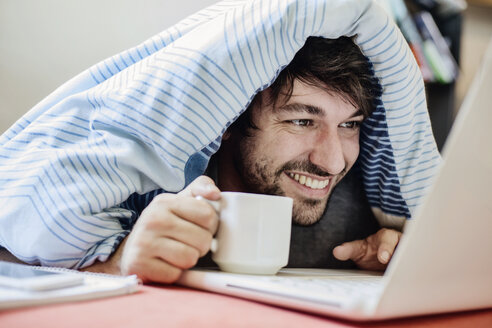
[195,195,220,253]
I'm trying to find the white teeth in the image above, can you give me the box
[288,173,329,190]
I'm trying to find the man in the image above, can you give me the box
[82,37,401,283]
[0,0,439,284]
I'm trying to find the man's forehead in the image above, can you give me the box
[254,79,362,118]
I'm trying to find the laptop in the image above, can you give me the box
[176,40,492,321]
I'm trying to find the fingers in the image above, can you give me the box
[121,212,212,283]
[123,256,183,284]
[333,239,368,262]
[375,228,402,264]
[154,238,201,269]
[119,233,183,283]
[158,212,214,257]
[121,222,207,283]
[178,175,221,200]
[332,228,402,271]
[141,195,217,253]
[151,193,219,233]
[121,176,222,284]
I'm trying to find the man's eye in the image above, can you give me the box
[290,119,312,127]
[339,121,361,129]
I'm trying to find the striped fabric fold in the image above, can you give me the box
[0,0,440,268]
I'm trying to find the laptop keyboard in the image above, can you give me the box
[259,275,385,299]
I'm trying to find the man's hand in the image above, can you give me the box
[332,228,402,271]
[83,176,221,284]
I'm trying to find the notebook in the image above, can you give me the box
[0,261,140,310]
[176,39,492,321]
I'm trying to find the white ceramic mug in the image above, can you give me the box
[198,192,293,275]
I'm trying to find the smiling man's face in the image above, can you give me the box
[230,79,364,225]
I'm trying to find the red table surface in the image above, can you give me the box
[1,285,491,328]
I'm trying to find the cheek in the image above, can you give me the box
[242,134,287,165]
[341,136,360,166]
[265,134,313,162]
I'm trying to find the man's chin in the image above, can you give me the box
[292,213,324,226]
[291,197,327,226]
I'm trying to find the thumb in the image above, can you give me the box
[178,175,221,200]
[333,240,368,262]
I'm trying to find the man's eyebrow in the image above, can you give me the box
[278,103,325,116]
[349,109,364,118]
[279,103,365,119]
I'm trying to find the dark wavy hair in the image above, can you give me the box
[230,36,382,135]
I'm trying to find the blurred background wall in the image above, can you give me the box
[0,0,217,133]
[456,1,492,114]
[1,0,491,134]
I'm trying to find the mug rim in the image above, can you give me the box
[220,191,293,202]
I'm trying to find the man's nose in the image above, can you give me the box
[309,130,345,175]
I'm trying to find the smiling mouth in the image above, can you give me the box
[287,172,330,190]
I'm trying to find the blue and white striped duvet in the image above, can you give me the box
[0,0,440,268]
